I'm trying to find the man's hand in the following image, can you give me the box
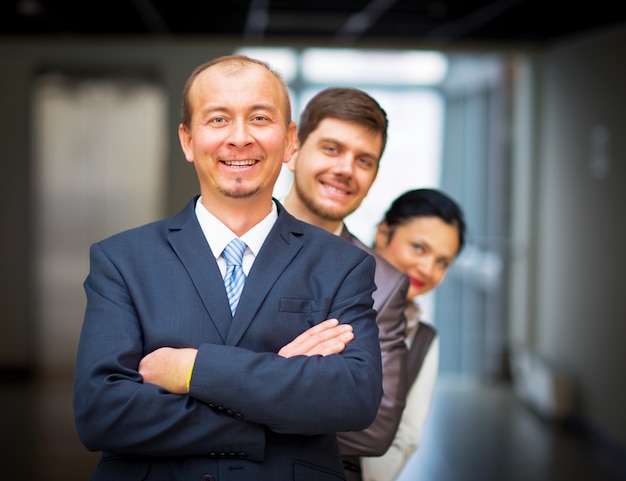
[139,347,197,394]
[278,318,354,358]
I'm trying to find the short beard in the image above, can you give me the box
[294,182,345,222]
[217,180,261,200]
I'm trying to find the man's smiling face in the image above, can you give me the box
[288,117,381,225]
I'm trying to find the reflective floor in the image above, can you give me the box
[2,372,625,481]
[1,371,99,480]
[397,376,626,481]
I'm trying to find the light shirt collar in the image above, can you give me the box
[195,197,278,276]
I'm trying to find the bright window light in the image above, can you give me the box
[301,48,448,85]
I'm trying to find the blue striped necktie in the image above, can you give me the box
[222,238,247,316]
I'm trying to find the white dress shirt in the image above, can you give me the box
[195,197,278,277]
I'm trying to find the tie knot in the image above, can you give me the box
[223,238,247,267]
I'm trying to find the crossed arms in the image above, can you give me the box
[139,318,354,394]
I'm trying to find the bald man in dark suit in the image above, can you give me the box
[73,56,383,481]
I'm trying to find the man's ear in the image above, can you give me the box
[178,123,194,163]
[286,137,300,172]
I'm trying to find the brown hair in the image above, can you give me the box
[297,87,389,161]
[180,55,292,129]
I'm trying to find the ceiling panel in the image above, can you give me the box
[2,0,625,47]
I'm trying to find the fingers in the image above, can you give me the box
[314,329,354,357]
[278,319,354,358]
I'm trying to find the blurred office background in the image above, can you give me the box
[0,1,625,480]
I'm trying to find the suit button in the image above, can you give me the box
[226,409,234,416]
[234,412,244,420]
[237,452,247,459]
[201,476,214,481]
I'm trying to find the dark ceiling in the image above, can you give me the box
[2,0,626,48]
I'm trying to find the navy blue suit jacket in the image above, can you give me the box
[73,197,383,481]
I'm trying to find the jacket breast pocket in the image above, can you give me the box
[279,297,332,327]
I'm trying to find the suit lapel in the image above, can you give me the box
[167,198,232,342]
[225,203,304,346]
[166,199,306,346]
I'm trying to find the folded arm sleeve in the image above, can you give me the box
[73,243,265,457]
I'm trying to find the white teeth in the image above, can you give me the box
[323,183,347,194]
[226,160,254,167]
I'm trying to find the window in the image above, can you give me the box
[237,46,447,245]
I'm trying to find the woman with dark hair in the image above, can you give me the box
[362,188,466,481]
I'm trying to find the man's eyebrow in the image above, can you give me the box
[318,136,342,145]
[251,101,277,109]
[196,102,280,116]
[317,137,378,159]
[197,104,227,116]
[249,103,282,115]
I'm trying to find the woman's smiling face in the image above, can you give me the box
[375,215,460,301]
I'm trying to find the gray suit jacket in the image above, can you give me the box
[337,227,409,464]
[73,198,383,481]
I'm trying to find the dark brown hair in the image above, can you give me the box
[297,87,389,161]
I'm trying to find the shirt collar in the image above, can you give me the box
[195,197,278,261]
